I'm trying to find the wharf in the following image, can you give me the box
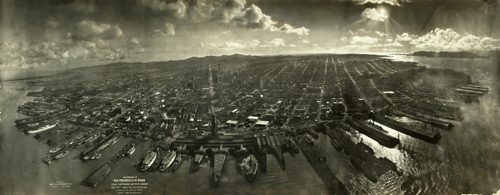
[294,135,348,195]
[372,114,441,143]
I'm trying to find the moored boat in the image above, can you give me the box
[27,123,57,134]
[159,150,177,172]
[141,150,157,172]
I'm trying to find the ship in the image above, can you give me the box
[159,150,177,172]
[170,154,185,172]
[346,119,400,148]
[122,143,136,157]
[91,153,102,160]
[27,123,57,134]
[212,146,228,184]
[54,150,69,159]
[372,114,441,143]
[49,147,61,153]
[170,145,187,172]
[141,150,158,172]
[239,154,259,182]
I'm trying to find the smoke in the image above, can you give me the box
[139,0,309,36]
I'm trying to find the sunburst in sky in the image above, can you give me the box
[0,0,499,72]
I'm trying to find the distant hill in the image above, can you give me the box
[411,50,500,59]
[411,51,482,58]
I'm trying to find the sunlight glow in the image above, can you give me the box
[362,7,389,22]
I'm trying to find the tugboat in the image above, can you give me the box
[141,150,158,172]
[239,154,259,182]
[43,157,53,166]
[169,145,186,172]
[122,143,136,157]
[54,150,70,160]
[159,150,177,172]
[91,153,102,160]
[49,146,61,154]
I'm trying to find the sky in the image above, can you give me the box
[1,0,499,70]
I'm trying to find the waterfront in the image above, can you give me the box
[1,54,499,195]
[0,81,327,195]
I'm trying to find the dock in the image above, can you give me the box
[372,114,441,143]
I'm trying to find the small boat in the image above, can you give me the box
[170,154,185,172]
[123,144,136,156]
[49,147,61,153]
[91,153,102,160]
[54,150,69,159]
[43,157,53,166]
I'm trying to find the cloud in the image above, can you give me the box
[0,20,144,70]
[395,33,417,43]
[138,0,309,36]
[276,24,310,36]
[234,4,276,29]
[201,37,299,51]
[269,38,286,47]
[361,8,389,22]
[339,29,404,53]
[72,20,123,40]
[233,4,310,35]
[139,0,187,18]
[220,0,246,22]
[130,38,141,45]
[339,28,500,53]
[408,28,500,51]
[47,18,59,28]
[152,23,176,38]
[350,36,379,45]
[355,0,409,6]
